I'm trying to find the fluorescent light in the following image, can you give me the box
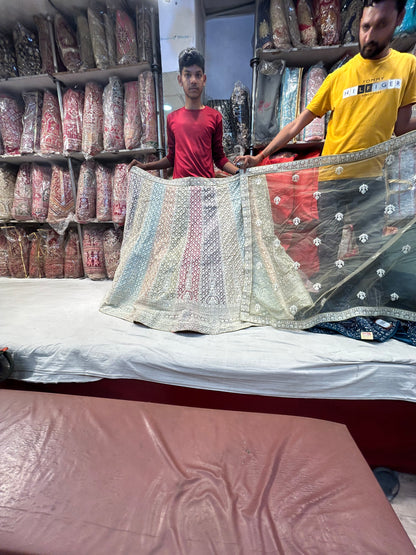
[164,104,173,112]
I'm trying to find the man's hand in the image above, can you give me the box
[234,153,263,171]
[128,159,146,171]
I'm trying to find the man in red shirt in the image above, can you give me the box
[129,48,239,178]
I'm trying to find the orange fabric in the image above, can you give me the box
[262,151,320,277]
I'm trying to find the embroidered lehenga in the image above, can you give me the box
[101,131,416,334]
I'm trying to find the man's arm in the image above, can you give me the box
[128,156,172,172]
[394,104,416,136]
[235,109,317,169]
[222,160,239,175]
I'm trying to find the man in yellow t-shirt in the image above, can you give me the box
[236,0,416,281]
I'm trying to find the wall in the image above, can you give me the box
[205,13,254,101]
[158,2,254,130]
[158,0,205,113]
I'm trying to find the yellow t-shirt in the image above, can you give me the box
[306,49,416,179]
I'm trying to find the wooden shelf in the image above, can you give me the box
[257,44,359,68]
[257,34,416,68]
[0,147,156,166]
[0,153,65,165]
[54,62,151,88]
[0,62,152,95]
[0,73,55,94]
[70,146,156,162]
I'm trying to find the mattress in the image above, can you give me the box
[1,389,414,554]
[1,277,416,403]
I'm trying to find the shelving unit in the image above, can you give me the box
[249,0,416,154]
[0,2,165,279]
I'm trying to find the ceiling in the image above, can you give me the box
[0,0,255,32]
[203,0,254,18]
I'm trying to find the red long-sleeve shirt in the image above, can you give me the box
[166,106,229,179]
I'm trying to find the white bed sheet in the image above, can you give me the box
[1,277,415,402]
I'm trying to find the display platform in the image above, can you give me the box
[1,277,416,472]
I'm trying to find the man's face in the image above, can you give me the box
[178,64,206,99]
[359,1,404,59]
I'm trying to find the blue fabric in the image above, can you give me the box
[308,317,402,343]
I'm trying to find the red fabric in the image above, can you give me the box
[112,163,128,225]
[293,150,320,221]
[43,229,64,279]
[82,225,106,280]
[167,106,229,179]
[29,233,45,278]
[31,163,52,222]
[262,151,320,277]
[262,154,298,237]
[64,229,83,278]
[0,231,9,277]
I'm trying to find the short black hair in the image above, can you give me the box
[362,0,406,13]
[178,47,205,74]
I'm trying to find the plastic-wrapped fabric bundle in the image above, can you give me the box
[270,0,291,49]
[136,3,153,63]
[123,81,141,150]
[296,0,318,47]
[299,63,327,142]
[341,0,361,44]
[104,13,117,67]
[257,0,274,50]
[112,162,128,225]
[279,67,303,133]
[0,133,3,155]
[0,230,10,277]
[76,160,97,223]
[20,91,43,154]
[31,163,51,222]
[33,14,55,74]
[47,164,75,234]
[328,52,352,73]
[54,14,82,72]
[82,224,107,280]
[76,14,95,71]
[138,71,157,148]
[230,81,250,152]
[0,164,17,221]
[116,9,137,65]
[63,88,84,154]
[96,163,113,221]
[314,0,341,46]
[28,231,45,278]
[11,163,32,221]
[206,99,235,155]
[103,226,123,279]
[64,228,84,278]
[394,0,416,36]
[88,7,109,70]
[254,59,285,146]
[40,228,65,278]
[285,0,302,48]
[4,226,30,278]
[0,95,23,155]
[0,32,18,78]
[12,22,42,76]
[103,76,125,152]
[82,82,104,159]
[40,90,63,155]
